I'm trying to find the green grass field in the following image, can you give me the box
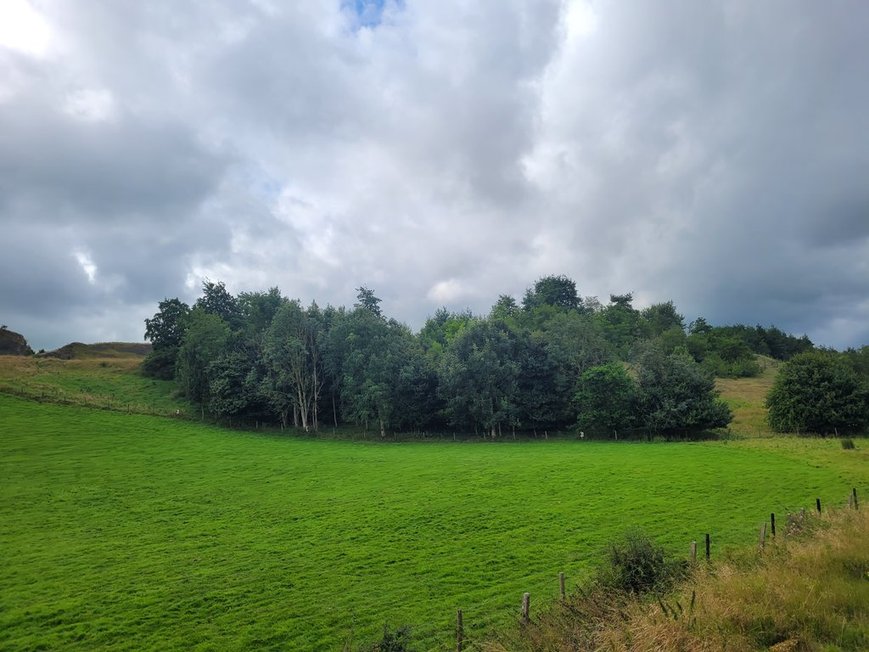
[2,390,865,651]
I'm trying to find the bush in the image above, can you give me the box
[598,528,684,594]
[366,624,415,652]
[141,346,178,380]
[841,438,856,450]
[766,351,869,434]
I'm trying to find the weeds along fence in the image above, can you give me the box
[447,488,860,652]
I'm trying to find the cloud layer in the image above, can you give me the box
[1,0,867,350]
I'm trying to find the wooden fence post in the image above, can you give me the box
[816,498,822,514]
[758,523,767,549]
[690,541,697,563]
[770,512,776,538]
[456,609,463,652]
[852,488,859,510]
[705,533,711,561]
[521,593,530,623]
[559,572,566,601]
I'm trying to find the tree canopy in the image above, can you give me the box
[140,275,833,438]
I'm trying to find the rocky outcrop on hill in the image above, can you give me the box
[0,327,34,356]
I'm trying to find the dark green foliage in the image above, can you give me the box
[366,624,415,652]
[145,277,814,435]
[522,275,581,311]
[141,346,179,380]
[641,301,684,337]
[636,348,732,436]
[840,438,856,450]
[575,363,636,436]
[143,298,190,377]
[596,293,648,356]
[355,286,383,317]
[766,351,869,434]
[144,298,190,350]
[438,320,521,436]
[195,280,243,330]
[237,287,283,336]
[490,294,520,320]
[599,528,683,594]
[175,310,231,405]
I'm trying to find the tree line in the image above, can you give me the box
[142,275,817,438]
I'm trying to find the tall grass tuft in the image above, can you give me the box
[484,506,869,651]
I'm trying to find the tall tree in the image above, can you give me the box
[641,301,684,337]
[263,301,322,431]
[175,309,231,409]
[195,280,242,330]
[438,320,520,438]
[355,286,383,318]
[575,363,637,437]
[142,298,190,379]
[522,275,581,311]
[634,347,731,437]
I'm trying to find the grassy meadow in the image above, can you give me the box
[1,353,867,649]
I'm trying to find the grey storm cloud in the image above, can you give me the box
[0,0,867,351]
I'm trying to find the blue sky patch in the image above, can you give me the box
[343,0,401,29]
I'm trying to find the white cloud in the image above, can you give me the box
[0,0,52,57]
[1,1,868,350]
[73,250,97,284]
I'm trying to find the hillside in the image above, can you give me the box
[42,341,152,359]
[0,327,33,356]
[0,353,186,417]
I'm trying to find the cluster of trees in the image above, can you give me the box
[766,348,869,435]
[142,276,812,438]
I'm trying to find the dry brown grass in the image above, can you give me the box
[484,505,868,652]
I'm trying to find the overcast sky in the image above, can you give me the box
[1,0,867,351]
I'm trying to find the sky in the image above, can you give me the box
[0,0,867,351]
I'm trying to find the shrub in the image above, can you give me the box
[366,624,415,652]
[766,351,869,434]
[598,528,684,594]
[841,438,856,450]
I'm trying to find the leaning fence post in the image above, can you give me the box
[559,572,566,601]
[456,609,463,652]
[816,498,822,514]
[521,593,530,623]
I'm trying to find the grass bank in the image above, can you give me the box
[485,505,868,651]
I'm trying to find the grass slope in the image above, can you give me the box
[1,395,865,650]
[0,355,186,417]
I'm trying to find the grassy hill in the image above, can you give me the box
[0,352,186,417]
[42,341,152,359]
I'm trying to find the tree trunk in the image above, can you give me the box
[380,418,386,438]
[332,390,338,427]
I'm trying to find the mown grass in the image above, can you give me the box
[1,395,865,650]
[485,506,869,651]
